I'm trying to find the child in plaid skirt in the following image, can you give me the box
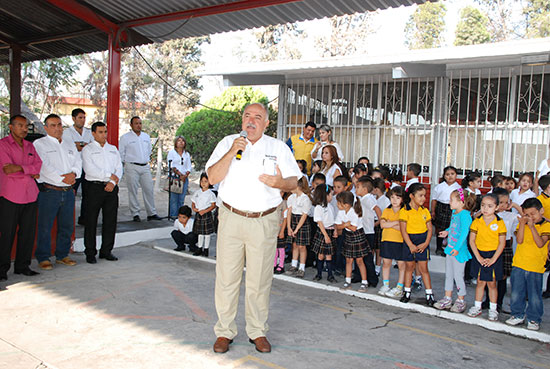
[275,192,290,274]
[311,184,337,283]
[191,173,217,257]
[286,177,312,278]
[335,191,370,293]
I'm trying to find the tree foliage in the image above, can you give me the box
[175,87,276,169]
[404,2,447,49]
[254,24,305,61]
[454,6,491,46]
[523,0,550,38]
[315,13,373,57]
[474,0,518,42]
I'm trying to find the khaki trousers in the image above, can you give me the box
[214,204,279,340]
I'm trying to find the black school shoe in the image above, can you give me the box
[426,294,435,307]
[400,291,411,303]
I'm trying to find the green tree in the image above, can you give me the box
[405,2,447,49]
[175,87,276,169]
[523,0,550,38]
[454,6,491,46]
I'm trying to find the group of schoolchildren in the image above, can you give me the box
[169,153,550,331]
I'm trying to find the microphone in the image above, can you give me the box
[236,130,247,160]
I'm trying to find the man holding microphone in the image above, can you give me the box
[206,103,301,354]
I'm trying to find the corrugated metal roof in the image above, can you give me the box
[204,38,550,83]
[0,0,428,64]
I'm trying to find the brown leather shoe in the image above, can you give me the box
[56,257,77,266]
[38,261,53,270]
[213,337,233,353]
[249,336,271,353]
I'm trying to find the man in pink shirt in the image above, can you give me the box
[0,115,42,280]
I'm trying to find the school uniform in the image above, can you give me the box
[192,188,217,235]
[380,207,404,260]
[374,194,391,250]
[466,188,482,213]
[360,193,378,249]
[277,202,289,249]
[335,207,369,259]
[404,177,419,191]
[288,193,312,246]
[536,192,550,220]
[399,205,432,261]
[171,218,198,250]
[311,205,336,255]
[498,210,519,277]
[510,219,550,324]
[322,164,342,187]
[470,216,507,281]
[510,188,536,214]
[431,181,461,230]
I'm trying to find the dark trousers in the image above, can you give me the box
[0,197,37,274]
[84,182,118,257]
[171,230,198,249]
[74,172,88,223]
[335,233,345,272]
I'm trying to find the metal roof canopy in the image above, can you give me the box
[211,38,550,85]
[0,0,428,145]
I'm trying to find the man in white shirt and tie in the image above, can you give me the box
[82,122,123,264]
[62,108,92,225]
[34,114,82,270]
[206,103,301,354]
[119,116,160,222]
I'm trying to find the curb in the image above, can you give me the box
[153,245,550,344]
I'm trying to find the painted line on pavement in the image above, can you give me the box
[73,227,174,252]
[153,245,550,344]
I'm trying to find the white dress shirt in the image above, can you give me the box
[205,134,302,212]
[82,140,123,182]
[360,193,377,234]
[313,205,335,228]
[510,188,536,214]
[167,149,192,174]
[191,189,217,211]
[33,135,81,187]
[62,126,93,153]
[431,181,461,204]
[322,164,342,187]
[405,177,419,191]
[287,193,312,215]
[335,207,363,230]
[376,194,391,212]
[174,218,194,234]
[119,130,152,164]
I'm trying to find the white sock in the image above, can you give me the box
[490,302,498,311]
[291,260,298,268]
[425,289,433,295]
[361,280,368,285]
[474,300,482,308]
[299,263,306,271]
[375,265,381,273]
[198,235,204,248]
[345,277,351,283]
[203,235,211,249]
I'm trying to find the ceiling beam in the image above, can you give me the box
[44,0,119,35]
[123,0,304,28]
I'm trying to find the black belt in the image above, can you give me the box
[89,181,109,185]
[39,183,73,192]
[129,162,147,166]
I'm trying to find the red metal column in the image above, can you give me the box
[107,33,121,147]
[9,45,22,117]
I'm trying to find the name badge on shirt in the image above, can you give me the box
[263,155,277,175]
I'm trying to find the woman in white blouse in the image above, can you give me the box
[167,136,192,218]
[311,125,344,162]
